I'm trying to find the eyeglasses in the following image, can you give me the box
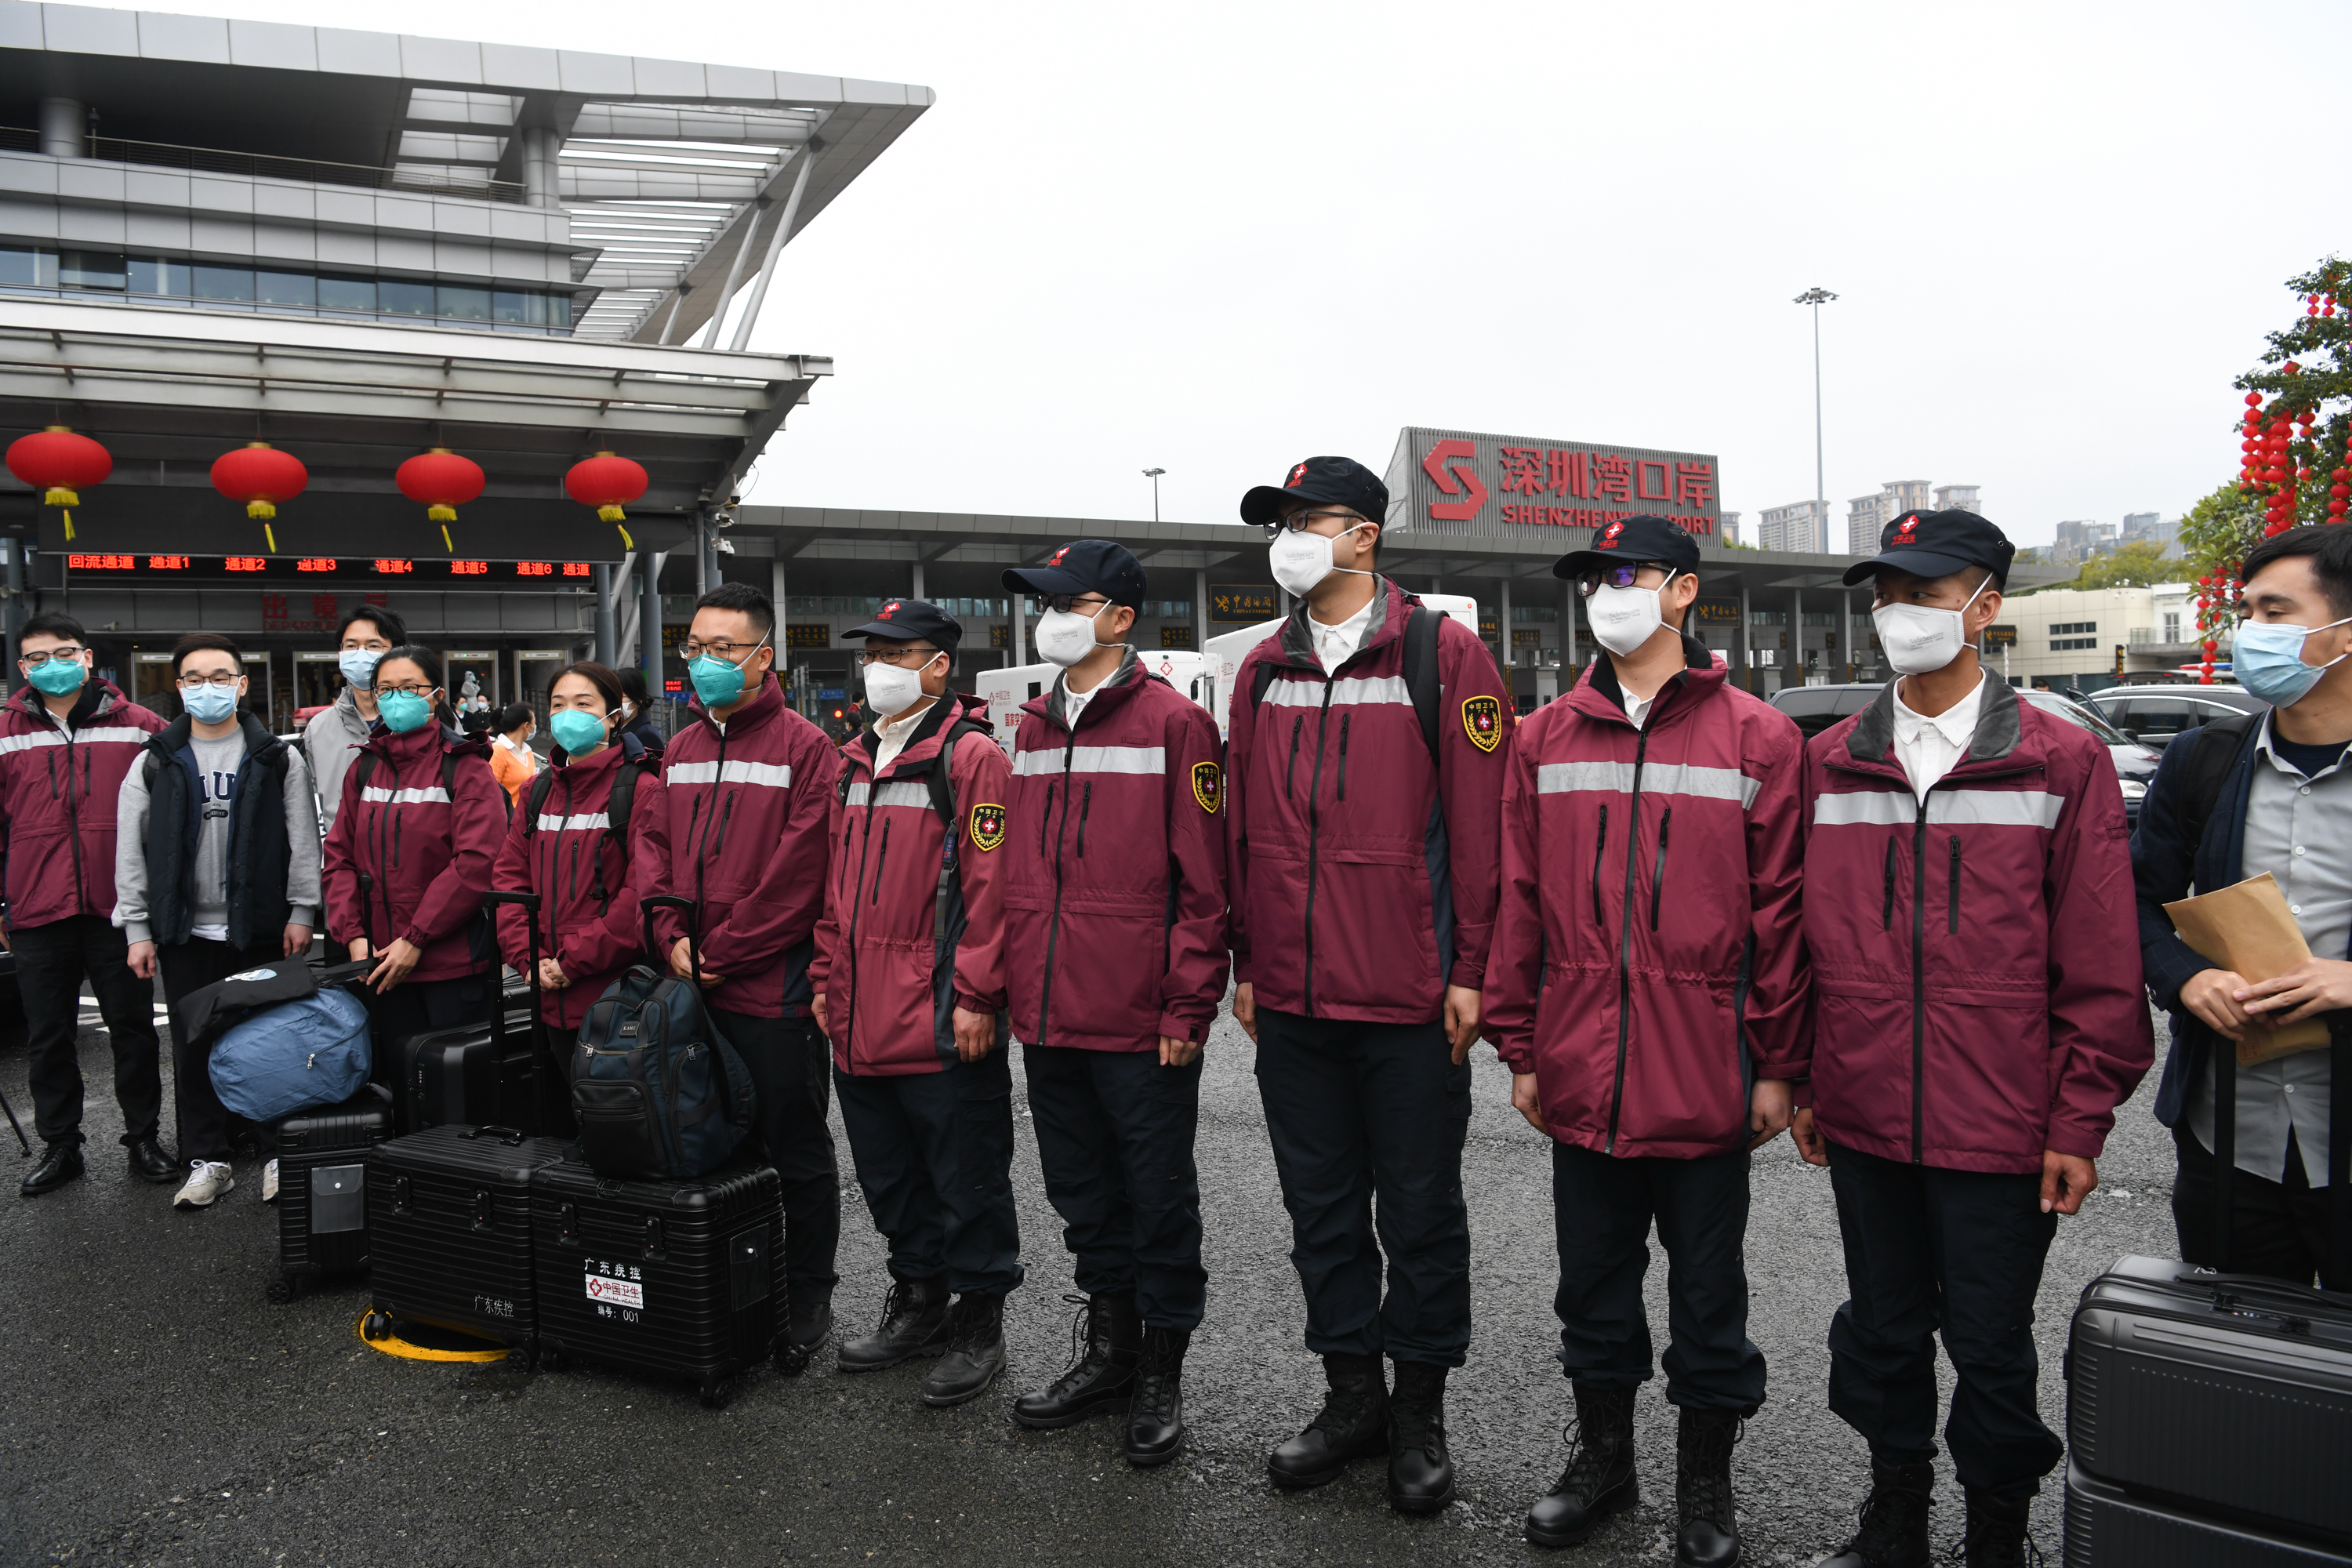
[377,681,437,698]
[17,648,85,669]
[1029,594,1108,617]
[176,672,242,688]
[1574,563,1671,597]
[680,637,766,663]
[855,646,943,668]
[1258,508,1366,541]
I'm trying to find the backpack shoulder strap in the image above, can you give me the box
[1400,604,1441,759]
[521,767,557,833]
[352,749,377,797]
[1248,659,1280,713]
[2176,710,2260,864]
[927,720,989,829]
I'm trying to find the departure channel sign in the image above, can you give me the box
[1383,426,1721,541]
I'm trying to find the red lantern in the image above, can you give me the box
[396,448,486,553]
[6,426,111,540]
[2246,391,2264,406]
[209,441,308,553]
[563,451,651,550]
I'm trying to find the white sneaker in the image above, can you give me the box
[262,1158,280,1204]
[172,1160,235,1210]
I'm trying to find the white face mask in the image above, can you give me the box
[1586,572,1678,659]
[1271,524,1373,598]
[862,656,935,720]
[1035,605,1116,668]
[1873,577,1991,677]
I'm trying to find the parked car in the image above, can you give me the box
[1767,681,2161,826]
[2083,683,2267,752]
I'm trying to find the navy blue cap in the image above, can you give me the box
[1842,509,2015,589]
[840,596,963,652]
[1002,539,1147,608]
[1240,455,1388,528]
[1552,514,1702,578]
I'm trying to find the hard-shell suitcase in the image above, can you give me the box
[529,1156,788,1406]
[361,1122,569,1356]
[390,891,555,1134]
[268,1083,393,1302]
[2063,1458,2352,1566]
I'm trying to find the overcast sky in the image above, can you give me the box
[218,0,2351,544]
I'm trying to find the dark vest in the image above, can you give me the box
[140,712,296,949]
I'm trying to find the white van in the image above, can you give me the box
[1201,594,1481,739]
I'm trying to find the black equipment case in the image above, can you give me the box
[529,1156,789,1405]
[269,1082,393,1302]
[391,944,544,1136]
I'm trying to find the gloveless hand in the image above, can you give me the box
[2237,957,2352,1027]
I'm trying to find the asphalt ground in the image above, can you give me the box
[0,993,2179,1568]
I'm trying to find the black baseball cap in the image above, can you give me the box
[841,596,963,652]
[1002,539,1147,608]
[1240,456,1389,528]
[1842,509,2016,589]
[1552,514,1702,579]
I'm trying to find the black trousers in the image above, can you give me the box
[16,913,162,1149]
[715,1009,841,1301]
[834,1046,1022,1297]
[1024,1043,1206,1330]
[160,936,283,1164]
[2172,1124,2346,1291]
[1551,1142,1765,1414]
[1824,1140,2063,1497]
[1254,1007,1472,1367]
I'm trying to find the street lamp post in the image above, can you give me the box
[1142,467,1166,523]
[1794,287,1838,554]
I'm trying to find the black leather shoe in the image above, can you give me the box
[837,1274,952,1371]
[921,1292,1007,1406]
[1818,1459,1935,1568]
[1959,1486,2034,1568]
[1674,1407,1743,1567]
[20,1140,84,1197]
[1385,1360,1457,1514]
[1527,1382,1640,1548]
[1268,1353,1390,1489]
[1123,1325,1189,1467]
[1014,1293,1141,1429]
[126,1135,179,1184]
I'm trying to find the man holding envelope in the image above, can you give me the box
[2135,522,2352,1294]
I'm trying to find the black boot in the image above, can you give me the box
[1123,1324,1189,1467]
[1385,1360,1457,1515]
[20,1139,84,1198]
[775,1292,832,1374]
[1960,1486,2034,1568]
[837,1273,951,1371]
[1014,1294,1142,1429]
[1267,1352,1390,1489]
[1818,1459,1935,1568]
[1675,1408,1742,1567]
[126,1134,178,1184]
[1526,1382,1639,1548]
[921,1292,1007,1406]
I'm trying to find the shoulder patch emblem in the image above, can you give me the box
[1191,760,1222,815]
[969,802,1006,851]
[1462,695,1503,752]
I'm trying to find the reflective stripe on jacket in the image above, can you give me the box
[0,678,165,930]
[319,721,506,983]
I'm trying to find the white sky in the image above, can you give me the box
[203,1,2351,545]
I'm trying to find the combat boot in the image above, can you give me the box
[1385,1360,1457,1514]
[1674,1407,1743,1567]
[921,1291,1007,1406]
[1014,1293,1142,1428]
[1817,1459,1934,1568]
[837,1272,951,1371]
[1959,1486,2034,1568]
[1123,1325,1189,1466]
[1526,1382,1639,1548]
[1267,1352,1389,1488]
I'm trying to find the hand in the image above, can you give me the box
[1791,1106,1830,1167]
[670,937,721,985]
[281,923,311,958]
[127,939,158,980]
[347,938,372,963]
[1443,985,1483,1064]
[1748,1077,1793,1149]
[2180,968,2253,1041]
[538,957,568,991]
[1511,1072,1547,1135]
[2237,957,2352,1027]
[2042,1150,2097,1215]
[952,1006,994,1063]
[811,993,831,1037]
[1159,1035,1201,1067]
[366,937,423,993]
[1232,982,1258,1042]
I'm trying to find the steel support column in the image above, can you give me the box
[1194,568,1209,657]
[593,564,616,666]
[640,549,666,701]
[729,151,818,352]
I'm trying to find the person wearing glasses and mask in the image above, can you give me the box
[1225,456,1512,1515]
[305,605,407,838]
[0,611,171,1196]
[995,541,1229,1466]
[810,598,1019,1408]
[114,633,321,1210]
[1485,516,1807,1566]
[654,580,845,1370]
[1794,510,2147,1568]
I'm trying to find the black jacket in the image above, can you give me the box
[139,712,296,949]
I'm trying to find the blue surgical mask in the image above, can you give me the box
[183,684,238,724]
[376,690,433,734]
[548,708,608,755]
[339,648,381,690]
[27,655,86,696]
[688,634,768,709]
[2234,615,2352,708]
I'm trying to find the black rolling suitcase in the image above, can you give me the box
[530,1156,789,1406]
[269,1083,393,1303]
[392,969,543,1137]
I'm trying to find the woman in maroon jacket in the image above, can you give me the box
[321,644,509,1047]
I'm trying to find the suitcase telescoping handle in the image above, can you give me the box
[483,889,545,1136]
[641,893,704,991]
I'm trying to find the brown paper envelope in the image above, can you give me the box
[2164,873,2332,1064]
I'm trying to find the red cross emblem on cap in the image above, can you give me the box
[1287,463,1308,487]
[1049,546,1070,565]
[1896,517,1919,538]
[1599,521,1624,546]
[880,601,898,617]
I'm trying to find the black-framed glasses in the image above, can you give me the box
[176,671,243,688]
[680,636,766,663]
[1029,593,1108,617]
[376,681,438,699]
[1574,563,1671,597]
[1258,508,1366,541]
[855,645,943,668]
[17,647,85,669]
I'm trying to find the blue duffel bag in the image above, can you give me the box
[208,986,373,1123]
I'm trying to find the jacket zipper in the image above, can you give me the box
[1076,782,1093,858]
[1648,807,1671,932]
[870,819,892,903]
[62,726,89,914]
[1947,834,1962,935]
[1590,804,1609,928]
[708,792,739,858]
[1911,793,1929,1163]
[1881,840,1896,931]
[841,760,880,1070]
[1286,713,1304,799]
[1605,728,1651,1155]
[1301,681,1338,1016]
[1037,728,1080,1044]
[1336,713,1352,801]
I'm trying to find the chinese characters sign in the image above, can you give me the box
[1387,427,1721,540]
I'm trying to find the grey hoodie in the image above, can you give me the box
[305,685,374,837]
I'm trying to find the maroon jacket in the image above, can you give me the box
[651,677,840,1019]
[1487,638,1809,1158]
[321,722,507,984]
[492,738,670,1030]
[0,678,165,932]
[1805,677,2152,1174]
[811,693,1011,1076]
[1225,579,1512,1023]
[1004,651,1229,1051]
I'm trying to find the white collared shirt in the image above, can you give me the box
[1889,672,1985,800]
[872,699,935,775]
[1309,597,1375,673]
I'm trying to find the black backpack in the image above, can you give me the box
[1247,603,1443,757]
[521,753,655,912]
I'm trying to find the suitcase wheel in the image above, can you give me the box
[699,1376,727,1410]
[266,1277,296,1306]
[538,1348,568,1374]
[774,1339,811,1378]
[361,1310,394,1341]
[506,1338,536,1371]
